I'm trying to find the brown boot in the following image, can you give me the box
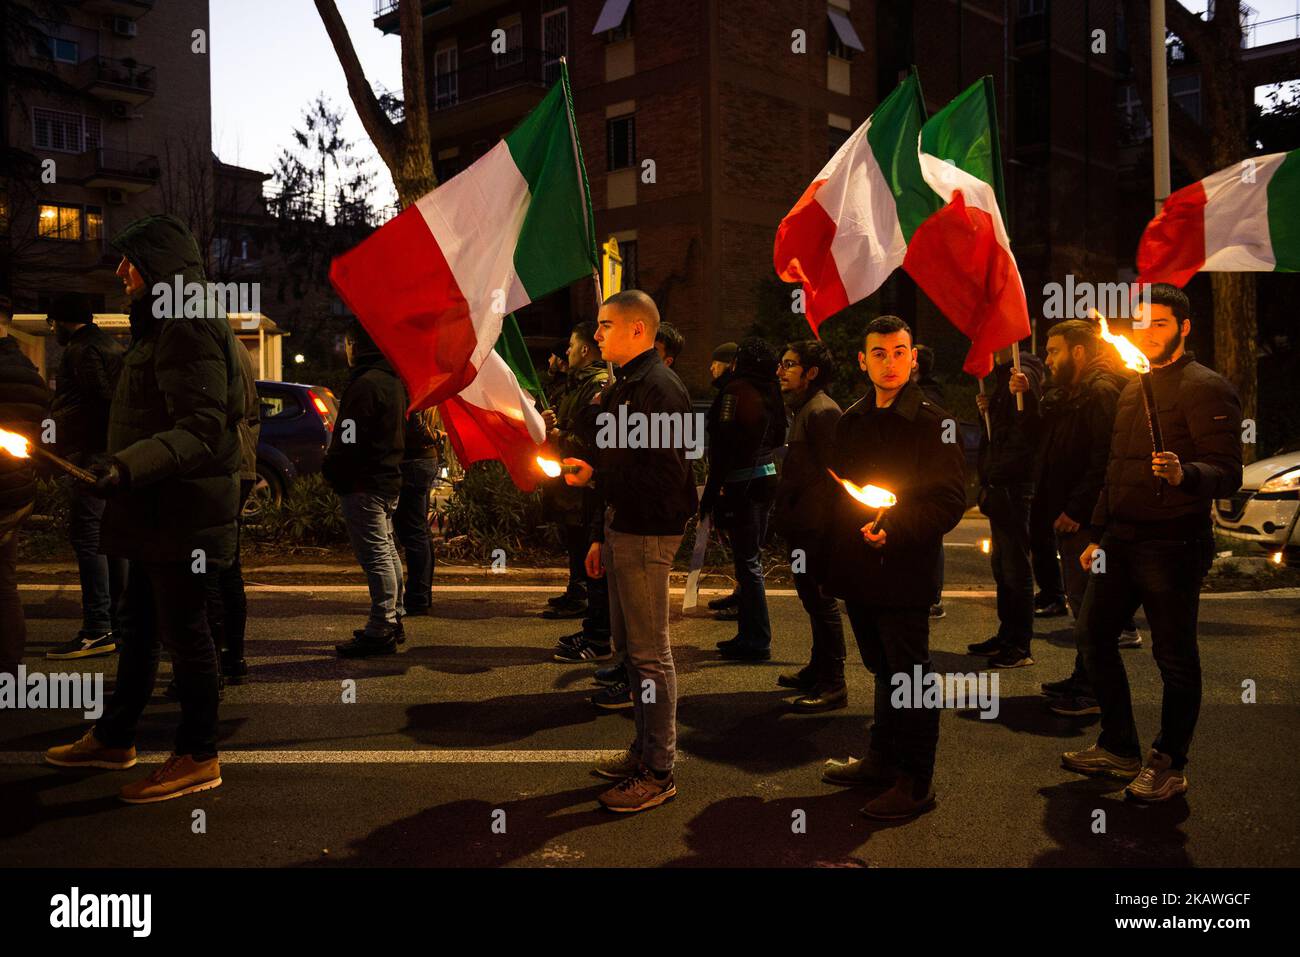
[118,753,222,804]
[859,773,936,821]
[821,750,897,787]
[44,727,137,770]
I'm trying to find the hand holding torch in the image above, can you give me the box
[1092,310,1166,492]
[830,470,897,539]
[0,428,97,484]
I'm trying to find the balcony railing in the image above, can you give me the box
[82,56,156,101]
[95,148,160,181]
[433,48,557,112]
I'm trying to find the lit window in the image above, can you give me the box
[85,206,103,241]
[38,204,82,241]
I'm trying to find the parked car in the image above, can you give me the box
[245,381,339,518]
[1213,446,1300,564]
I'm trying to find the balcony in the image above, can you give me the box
[84,149,160,192]
[428,48,555,139]
[373,0,452,35]
[80,57,156,105]
[76,0,154,15]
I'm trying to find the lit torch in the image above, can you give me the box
[1092,310,1165,456]
[0,428,97,484]
[536,455,580,478]
[830,470,897,534]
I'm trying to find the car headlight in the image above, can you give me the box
[1259,467,1300,494]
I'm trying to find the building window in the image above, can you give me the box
[607,114,636,171]
[32,108,101,153]
[1014,0,1047,44]
[595,0,633,42]
[827,7,863,60]
[828,125,851,159]
[434,45,458,109]
[436,154,463,183]
[619,239,638,290]
[1014,55,1050,147]
[1117,84,1151,143]
[35,35,79,64]
[38,204,83,241]
[495,14,523,68]
[85,206,103,241]
[1171,74,1201,123]
[542,7,568,86]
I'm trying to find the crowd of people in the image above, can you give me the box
[0,211,1243,818]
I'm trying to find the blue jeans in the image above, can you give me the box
[341,492,405,634]
[1078,531,1215,769]
[395,459,438,612]
[726,495,773,649]
[65,479,128,634]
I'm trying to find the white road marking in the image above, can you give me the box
[1,749,627,765]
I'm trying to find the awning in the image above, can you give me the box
[593,0,632,34]
[828,7,865,52]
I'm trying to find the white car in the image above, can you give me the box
[1213,448,1300,559]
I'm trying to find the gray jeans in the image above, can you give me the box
[604,517,682,773]
[340,491,405,633]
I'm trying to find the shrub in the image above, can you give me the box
[434,460,546,560]
[246,473,348,546]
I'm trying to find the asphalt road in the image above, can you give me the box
[2,518,1298,868]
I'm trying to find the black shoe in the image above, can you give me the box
[354,623,402,644]
[988,648,1034,669]
[793,684,848,713]
[553,631,585,657]
[47,631,117,660]
[1034,600,1069,618]
[716,635,743,651]
[553,640,613,663]
[404,605,432,618]
[707,592,739,611]
[592,679,633,711]
[221,657,249,685]
[718,642,771,662]
[593,660,625,685]
[547,589,586,608]
[712,607,740,622]
[967,636,1002,655]
[777,667,818,690]
[929,603,946,620]
[1048,694,1100,716]
[337,632,398,658]
[541,596,587,620]
[1041,676,1083,697]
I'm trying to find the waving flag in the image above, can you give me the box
[441,351,548,492]
[1137,149,1300,287]
[329,63,597,412]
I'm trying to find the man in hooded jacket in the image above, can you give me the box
[45,214,245,804]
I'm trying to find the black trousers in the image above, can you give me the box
[1030,506,1065,604]
[844,600,938,783]
[980,484,1035,654]
[96,560,220,759]
[790,533,845,685]
[205,480,253,662]
[562,523,589,598]
[1077,532,1215,770]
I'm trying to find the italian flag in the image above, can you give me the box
[440,351,548,492]
[1137,149,1300,287]
[774,71,1029,377]
[329,63,597,413]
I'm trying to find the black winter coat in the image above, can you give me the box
[0,337,53,515]
[701,367,787,525]
[50,322,123,461]
[1032,358,1127,526]
[101,214,245,567]
[322,345,407,498]
[978,352,1045,486]
[1090,353,1242,541]
[821,381,967,607]
[773,389,841,539]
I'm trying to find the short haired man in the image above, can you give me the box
[969,344,1046,668]
[564,289,697,812]
[0,297,54,677]
[819,317,966,820]
[325,321,409,656]
[1063,284,1243,801]
[45,293,128,661]
[773,339,847,711]
[654,322,684,369]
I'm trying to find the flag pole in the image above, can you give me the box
[1011,343,1024,412]
[558,56,612,377]
[975,377,991,438]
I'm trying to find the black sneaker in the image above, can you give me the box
[547,589,586,608]
[541,596,587,620]
[967,636,1002,656]
[777,667,817,690]
[1034,599,1069,618]
[988,648,1034,669]
[713,607,740,622]
[707,592,739,611]
[553,640,613,663]
[929,603,946,620]
[221,657,249,684]
[1048,694,1100,716]
[591,679,633,711]
[47,631,117,660]
[593,660,625,685]
[716,635,743,651]
[1041,675,1082,697]
[1119,626,1143,649]
[337,632,398,658]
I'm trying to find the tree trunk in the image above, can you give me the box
[1211,272,1256,462]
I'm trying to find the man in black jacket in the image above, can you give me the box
[969,347,1045,668]
[45,293,127,660]
[819,317,966,821]
[325,321,408,657]
[44,214,244,804]
[1063,284,1242,802]
[1032,320,1129,716]
[564,290,697,813]
[705,337,787,662]
[394,408,443,618]
[773,339,846,711]
[0,298,53,677]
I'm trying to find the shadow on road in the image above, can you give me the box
[1032,779,1191,866]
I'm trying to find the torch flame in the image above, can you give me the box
[0,428,32,459]
[536,456,562,478]
[1091,309,1150,375]
[829,470,897,509]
